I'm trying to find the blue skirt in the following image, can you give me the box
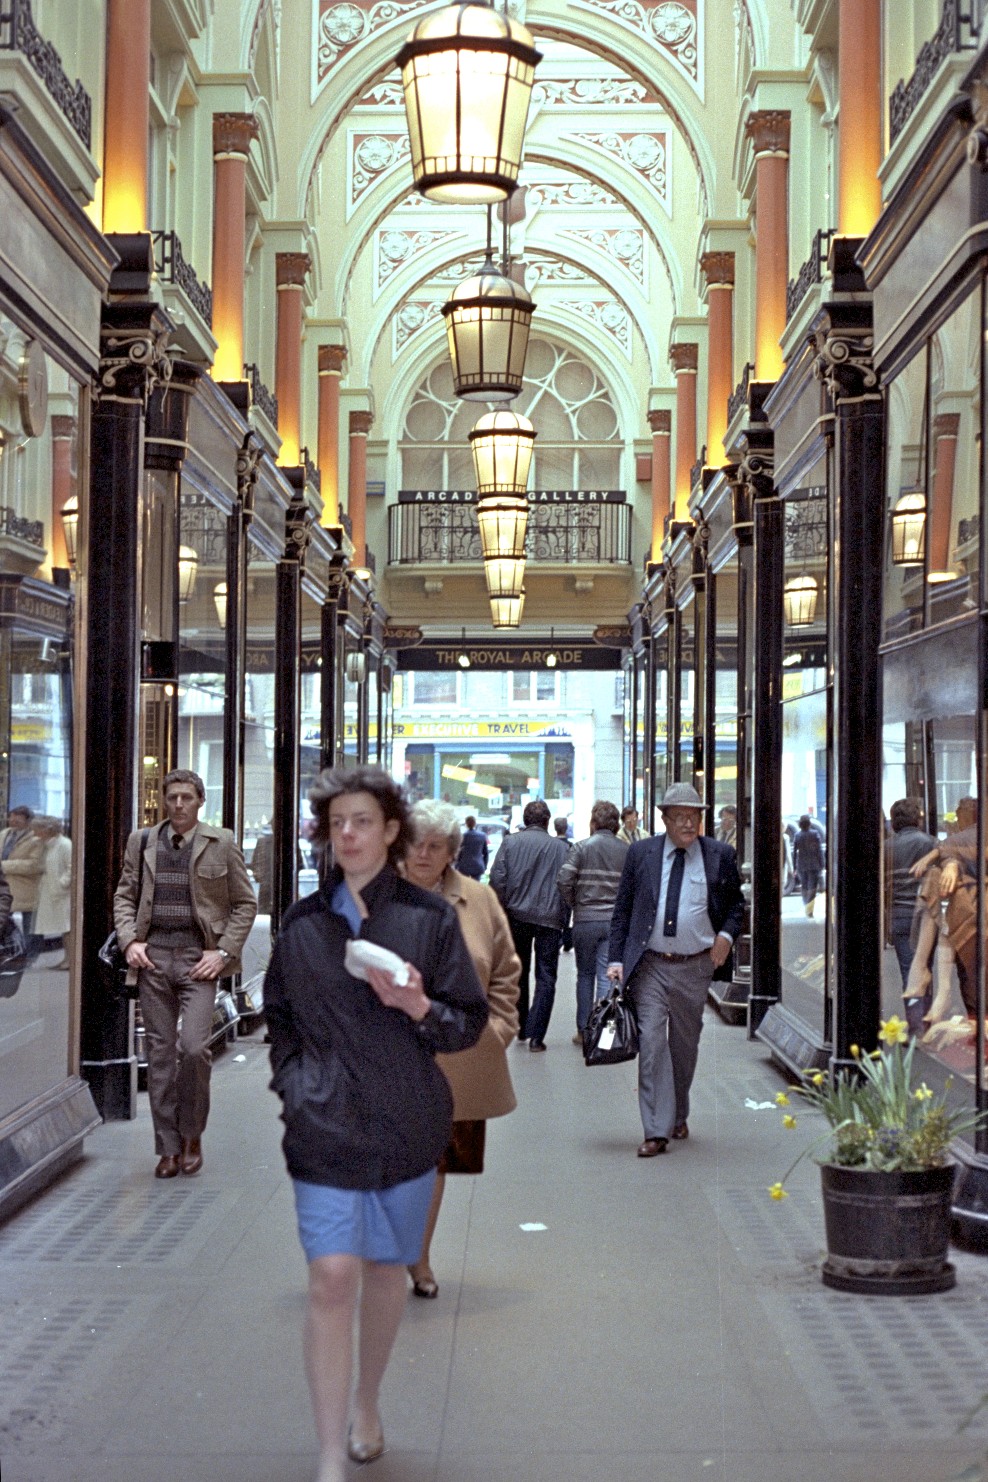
[292,1169,436,1265]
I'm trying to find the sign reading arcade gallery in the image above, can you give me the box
[397,489,627,505]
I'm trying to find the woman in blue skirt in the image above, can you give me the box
[265,766,488,1482]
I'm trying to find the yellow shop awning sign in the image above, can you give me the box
[395,720,573,740]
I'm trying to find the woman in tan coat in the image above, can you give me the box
[403,799,520,1298]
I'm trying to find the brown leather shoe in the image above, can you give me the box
[155,1154,180,1179]
[672,1122,689,1140]
[180,1138,203,1176]
[637,1137,668,1158]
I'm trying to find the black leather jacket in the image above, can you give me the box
[488,826,570,928]
[265,865,488,1190]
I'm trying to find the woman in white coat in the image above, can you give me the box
[31,817,71,962]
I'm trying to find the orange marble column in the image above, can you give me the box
[700,252,735,463]
[647,409,671,556]
[50,415,76,571]
[103,0,150,233]
[275,253,310,467]
[745,111,790,384]
[348,410,373,567]
[670,344,698,521]
[928,413,960,579]
[318,346,347,528]
[838,0,882,236]
[212,113,260,383]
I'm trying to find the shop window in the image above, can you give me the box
[412,671,458,705]
[779,687,831,1038]
[243,547,276,873]
[713,556,739,816]
[509,671,558,705]
[176,489,226,826]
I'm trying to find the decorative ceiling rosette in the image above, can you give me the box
[569,0,702,94]
[348,131,411,212]
[567,130,670,210]
[559,226,646,285]
[315,0,425,96]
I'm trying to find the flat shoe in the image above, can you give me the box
[637,1138,668,1157]
[154,1154,180,1179]
[347,1428,385,1465]
[672,1122,689,1140]
[528,1041,546,1053]
[180,1138,203,1176]
[572,1032,583,1045]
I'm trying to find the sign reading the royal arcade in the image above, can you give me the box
[394,642,626,671]
[397,489,627,504]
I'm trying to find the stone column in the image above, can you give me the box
[646,409,671,556]
[50,415,76,574]
[928,412,960,578]
[348,409,373,566]
[318,346,347,527]
[272,478,311,935]
[212,113,260,384]
[745,111,791,384]
[103,0,150,233]
[224,435,260,838]
[670,344,698,521]
[700,252,735,463]
[838,0,882,236]
[275,253,310,467]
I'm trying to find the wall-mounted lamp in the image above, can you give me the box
[214,581,228,628]
[61,495,78,569]
[890,488,926,566]
[545,627,558,667]
[783,572,819,628]
[345,650,367,684]
[178,545,199,603]
[457,627,471,668]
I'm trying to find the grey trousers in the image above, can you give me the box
[628,950,715,1140]
[139,943,215,1156]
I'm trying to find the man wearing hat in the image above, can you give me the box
[607,783,744,1157]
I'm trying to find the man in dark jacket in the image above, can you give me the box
[608,783,744,1157]
[557,800,627,1041]
[456,816,489,880]
[489,799,569,1050]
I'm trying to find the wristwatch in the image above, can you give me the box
[217,948,230,961]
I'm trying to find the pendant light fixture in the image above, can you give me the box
[783,572,819,628]
[470,409,536,495]
[484,552,525,599]
[178,545,199,603]
[60,495,79,569]
[397,3,541,205]
[890,488,926,566]
[490,587,525,628]
[476,492,528,562]
[214,581,228,628]
[442,253,535,400]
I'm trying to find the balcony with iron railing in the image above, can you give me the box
[0,0,97,201]
[889,0,983,148]
[152,231,213,328]
[388,500,632,567]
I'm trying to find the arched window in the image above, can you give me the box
[400,337,621,491]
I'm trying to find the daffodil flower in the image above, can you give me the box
[878,1015,909,1046]
[914,1084,934,1102]
[810,1071,825,1086]
[782,1114,797,1129]
[768,1182,789,1201]
[775,1091,790,1106]
[850,1044,860,1059]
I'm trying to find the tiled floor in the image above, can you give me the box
[3,954,988,1482]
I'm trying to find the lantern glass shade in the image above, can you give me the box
[442,256,535,401]
[214,581,228,628]
[470,410,536,495]
[476,494,527,561]
[178,545,199,603]
[783,572,819,628]
[891,488,926,566]
[397,4,541,204]
[484,554,525,598]
[490,588,525,628]
[60,495,78,568]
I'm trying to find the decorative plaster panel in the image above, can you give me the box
[570,0,702,94]
[567,130,670,210]
[315,0,423,97]
[375,228,461,292]
[532,76,657,106]
[348,131,411,213]
[526,257,594,286]
[557,300,632,356]
[527,179,620,209]
[559,226,645,285]
[393,299,443,356]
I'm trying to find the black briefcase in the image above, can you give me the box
[583,985,639,1066]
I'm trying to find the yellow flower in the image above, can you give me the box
[810,1071,825,1087]
[850,1044,861,1059]
[775,1092,790,1106]
[914,1084,934,1102]
[878,1015,909,1046]
[782,1114,797,1129]
[768,1183,789,1201]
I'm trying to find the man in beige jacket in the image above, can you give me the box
[113,769,257,1179]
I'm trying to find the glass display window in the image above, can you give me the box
[711,557,739,831]
[243,544,276,893]
[677,599,695,786]
[176,489,227,824]
[779,686,831,1038]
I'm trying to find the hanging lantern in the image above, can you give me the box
[476,494,527,563]
[484,553,525,598]
[470,410,536,495]
[442,255,535,401]
[178,545,199,603]
[214,581,228,628]
[490,587,525,628]
[397,3,541,205]
[783,572,819,628]
[60,495,78,568]
[890,488,926,566]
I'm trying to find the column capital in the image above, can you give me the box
[349,409,373,436]
[319,344,347,376]
[95,314,173,409]
[236,433,262,516]
[648,409,672,434]
[213,112,260,159]
[276,252,311,290]
[700,251,735,288]
[811,306,879,404]
[669,342,699,375]
[745,110,791,158]
[933,411,961,438]
[51,414,77,440]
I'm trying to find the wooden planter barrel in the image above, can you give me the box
[819,1163,956,1294]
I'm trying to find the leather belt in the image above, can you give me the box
[645,948,709,964]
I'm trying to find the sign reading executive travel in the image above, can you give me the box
[397,489,626,504]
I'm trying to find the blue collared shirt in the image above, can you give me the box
[647,837,717,955]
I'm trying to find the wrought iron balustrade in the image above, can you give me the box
[727,363,754,425]
[0,503,43,547]
[786,229,834,323]
[889,0,979,145]
[339,509,353,541]
[388,502,631,566]
[0,0,91,148]
[244,363,279,427]
[152,231,213,327]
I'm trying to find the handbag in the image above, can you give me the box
[0,917,27,999]
[583,984,639,1066]
[100,827,149,997]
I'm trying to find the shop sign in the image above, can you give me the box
[394,719,574,740]
[399,644,624,670]
[397,489,626,504]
